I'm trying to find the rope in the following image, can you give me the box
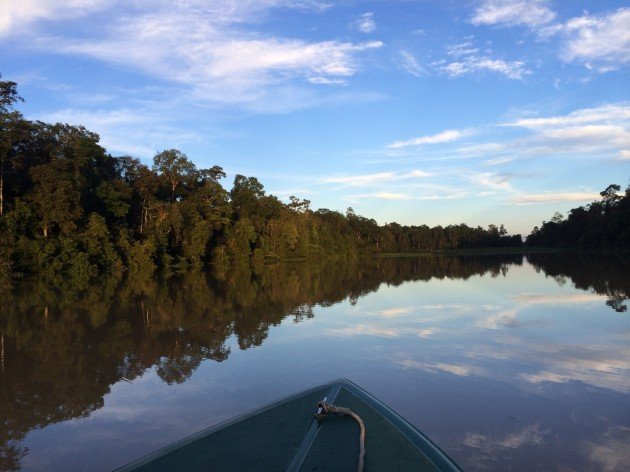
[316,400,366,472]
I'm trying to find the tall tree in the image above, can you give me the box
[29,160,83,237]
[230,174,265,217]
[0,75,23,216]
[152,149,196,202]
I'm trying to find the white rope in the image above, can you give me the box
[316,401,366,472]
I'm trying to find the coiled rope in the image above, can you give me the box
[315,400,366,472]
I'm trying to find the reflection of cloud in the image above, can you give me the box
[498,424,547,448]
[584,428,630,472]
[380,307,413,317]
[463,424,549,451]
[327,325,395,338]
[399,359,472,376]
[463,432,487,448]
[513,293,605,304]
[476,309,518,329]
[516,343,630,393]
[328,325,440,339]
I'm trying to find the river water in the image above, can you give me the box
[1,254,629,471]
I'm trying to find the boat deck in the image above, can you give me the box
[117,379,461,471]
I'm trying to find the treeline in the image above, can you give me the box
[526,184,630,249]
[0,76,521,281]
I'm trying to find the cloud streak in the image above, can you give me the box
[439,56,531,80]
[388,129,471,149]
[510,192,600,205]
[470,0,556,27]
[15,1,382,110]
[320,170,432,187]
[0,0,107,36]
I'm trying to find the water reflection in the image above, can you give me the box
[0,254,628,471]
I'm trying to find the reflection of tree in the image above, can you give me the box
[526,254,630,313]
[0,253,534,469]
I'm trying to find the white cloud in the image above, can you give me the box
[320,170,432,188]
[56,24,383,104]
[355,12,376,33]
[307,77,348,86]
[375,192,411,200]
[469,172,512,191]
[398,50,425,77]
[540,125,630,147]
[410,170,432,177]
[500,104,630,157]
[470,0,556,27]
[441,57,531,80]
[620,150,630,160]
[506,104,630,128]
[446,41,480,57]
[483,156,516,166]
[388,129,470,149]
[320,172,396,186]
[41,106,203,159]
[0,0,107,36]
[510,192,599,204]
[458,142,506,155]
[14,1,381,109]
[561,8,630,68]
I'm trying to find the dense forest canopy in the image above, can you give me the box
[0,75,628,283]
[526,184,630,249]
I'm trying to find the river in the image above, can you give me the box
[1,254,629,471]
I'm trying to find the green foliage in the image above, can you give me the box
[526,184,630,249]
[183,219,212,267]
[29,160,83,236]
[0,74,539,281]
[128,238,157,275]
[83,213,123,273]
[153,149,196,202]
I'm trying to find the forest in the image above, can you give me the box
[526,184,630,249]
[1,75,628,284]
[0,76,525,283]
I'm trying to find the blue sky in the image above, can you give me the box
[1,0,629,235]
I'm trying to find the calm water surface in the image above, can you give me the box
[1,254,629,471]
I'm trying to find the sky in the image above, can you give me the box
[1,0,629,235]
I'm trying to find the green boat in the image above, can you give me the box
[116,379,462,471]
